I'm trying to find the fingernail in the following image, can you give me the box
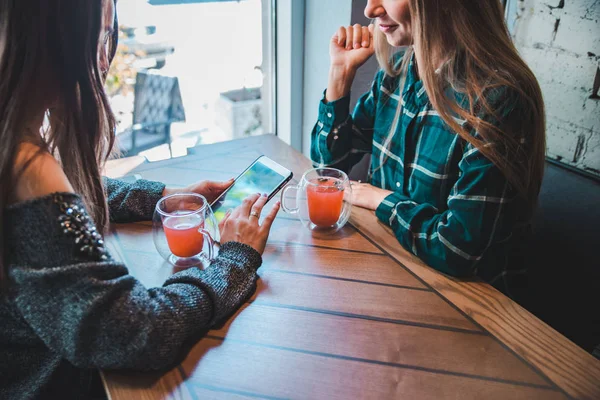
[362,41,368,46]
[354,43,360,49]
[262,193,268,197]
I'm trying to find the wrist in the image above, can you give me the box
[219,241,263,271]
[329,64,356,79]
[373,189,394,210]
[326,66,356,103]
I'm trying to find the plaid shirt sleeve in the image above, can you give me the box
[310,70,385,171]
[375,143,517,277]
[375,89,520,278]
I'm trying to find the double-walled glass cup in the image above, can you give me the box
[280,167,352,233]
[153,193,219,268]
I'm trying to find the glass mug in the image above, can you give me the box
[153,193,219,268]
[281,167,352,232]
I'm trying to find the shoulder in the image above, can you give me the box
[12,143,74,204]
[485,84,522,110]
[450,83,523,123]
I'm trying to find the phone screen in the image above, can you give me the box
[212,157,291,222]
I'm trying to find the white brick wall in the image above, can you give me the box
[511,0,600,176]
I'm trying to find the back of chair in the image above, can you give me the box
[525,161,600,352]
[132,70,185,135]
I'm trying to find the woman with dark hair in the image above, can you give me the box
[311,0,546,296]
[0,1,279,398]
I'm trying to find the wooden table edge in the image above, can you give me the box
[350,207,600,399]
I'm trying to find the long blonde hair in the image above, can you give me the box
[374,0,546,213]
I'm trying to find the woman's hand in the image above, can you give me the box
[218,193,280,255]
[330,24,375,70]
[348,181,393,211]
[327,24,375,102]
[163,179,234,204]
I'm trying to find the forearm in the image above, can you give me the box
[326,66,356,103]
[8,191,262,372]
[103,177,165,222]
[376,176,513,278]
[312,67,381,169]
[11,242,261,371]
[376,194,476,277]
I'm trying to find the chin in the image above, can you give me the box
[387,35,412,48]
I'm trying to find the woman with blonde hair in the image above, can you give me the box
[311,0,545,296]
[0,1,279,398]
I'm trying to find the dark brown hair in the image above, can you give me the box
[0,0,118,286]
[374,0,546,213]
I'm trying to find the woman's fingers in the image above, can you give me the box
[260,201,280,233]
[218,197,280,256]
[362,25,370,47]
[353,24,362,49]
[233,193,261,218]
[346,25,354,50]
[249,194,269,223]
[334,25,371,50]
[337,26,347,46]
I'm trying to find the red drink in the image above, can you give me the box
[307,177,344,227]
[163,212,205,257]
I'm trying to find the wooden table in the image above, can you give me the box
[103,135,600,400]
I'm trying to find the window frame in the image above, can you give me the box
[274,0,305,151]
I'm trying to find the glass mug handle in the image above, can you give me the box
[198,228,215,261]
[280,184,299,214]
[206,208,221,243]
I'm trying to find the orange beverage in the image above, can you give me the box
[307,177,344,227]
[163,212,205,257]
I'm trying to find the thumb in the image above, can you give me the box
[217,178,235,188]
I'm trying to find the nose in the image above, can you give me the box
[364,0,385,19]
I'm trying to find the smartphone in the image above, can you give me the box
[211,155,293,222]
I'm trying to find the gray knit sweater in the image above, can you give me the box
[0,178,262,400]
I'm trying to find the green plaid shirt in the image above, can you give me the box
[311,55,530,295]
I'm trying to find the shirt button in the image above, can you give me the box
[327,113,332,118]
[332,128,338,134]
[396,182,401,188]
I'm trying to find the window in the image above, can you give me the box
[107,0,275,161]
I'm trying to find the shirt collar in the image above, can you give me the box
[403,52,429,107]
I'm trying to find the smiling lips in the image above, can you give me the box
[378,23,399,33]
